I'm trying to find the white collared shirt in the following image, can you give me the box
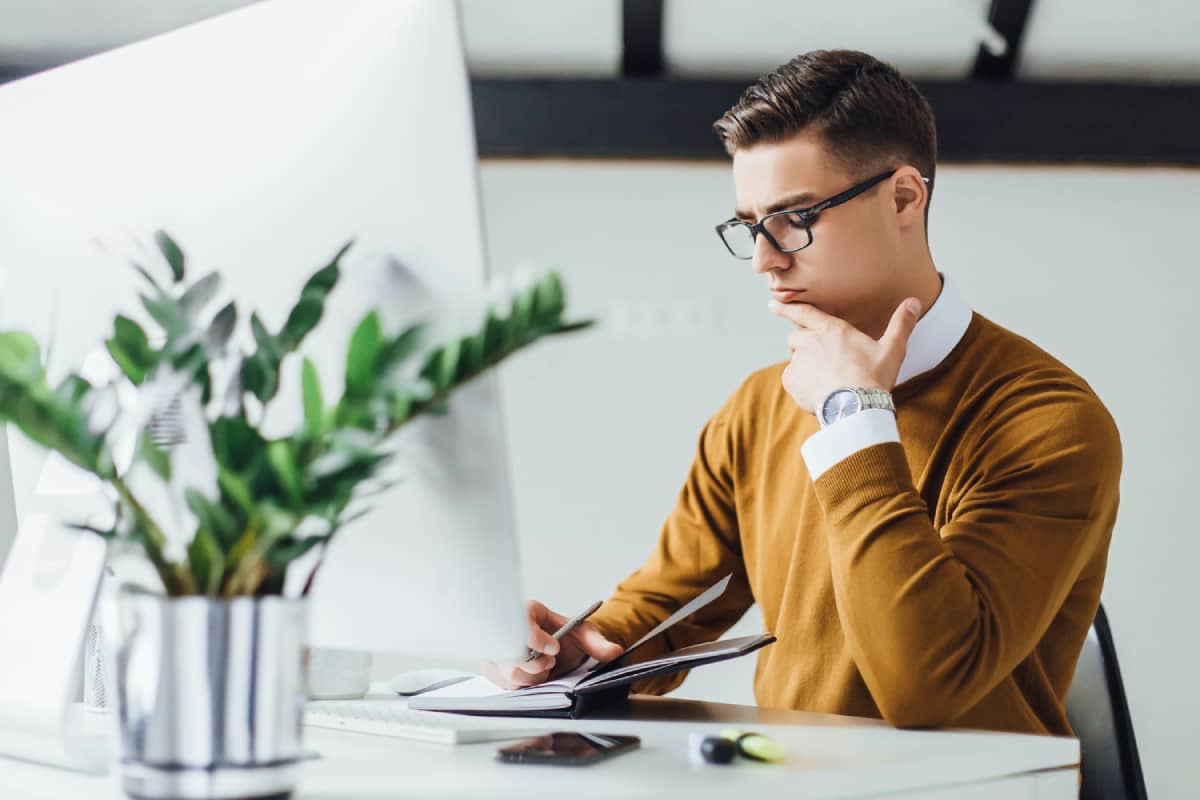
[800,274,974,481]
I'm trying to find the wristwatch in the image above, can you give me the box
[818,387,895,428]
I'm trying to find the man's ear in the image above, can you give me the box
[891,168,928,229]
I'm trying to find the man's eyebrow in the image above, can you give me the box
[733,192,818,221]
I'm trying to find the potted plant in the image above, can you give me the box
[0,231,592,800]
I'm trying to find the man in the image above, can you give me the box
[488,50,1122,735]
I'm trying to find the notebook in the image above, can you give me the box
[409,574,775,718]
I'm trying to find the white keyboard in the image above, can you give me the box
[304,699,543,745]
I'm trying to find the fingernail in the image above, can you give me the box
[545,641,558,655]
[904,299,921,317]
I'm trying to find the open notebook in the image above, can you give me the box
[410,575,775,718]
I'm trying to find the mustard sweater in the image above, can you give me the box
[588,312,1122,734]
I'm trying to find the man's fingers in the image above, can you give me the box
[768,299,835,331]
[524,601,564,656]
[569,621,624,662]
[527,600,568,630]
[483,660,549,690]
[516,653,556,675]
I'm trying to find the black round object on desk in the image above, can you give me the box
[700,736,737,764]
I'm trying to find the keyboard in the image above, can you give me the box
[304,699,543,745]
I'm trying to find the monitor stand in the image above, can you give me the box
[0,513,109,773]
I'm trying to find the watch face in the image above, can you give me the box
[822,389,862,425]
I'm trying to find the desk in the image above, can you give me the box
[0,696,1079,799]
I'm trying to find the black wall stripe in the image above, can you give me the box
[621,0,665,77]
[974,0,1037,81]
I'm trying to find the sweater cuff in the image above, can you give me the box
[801,409,900,482]
[812,441,914,521]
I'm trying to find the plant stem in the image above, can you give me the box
[110,475,185,595]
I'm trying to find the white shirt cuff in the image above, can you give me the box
[801,408,900,482]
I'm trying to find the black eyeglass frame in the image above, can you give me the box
[715,168,928,260]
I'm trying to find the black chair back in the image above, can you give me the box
[1065,604,1149,800]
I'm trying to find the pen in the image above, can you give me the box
[522,600,604,663]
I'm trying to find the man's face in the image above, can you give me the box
[731,132,904,333]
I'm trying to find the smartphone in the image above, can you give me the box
[495,732,641,766]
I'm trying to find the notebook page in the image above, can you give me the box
[623,574,731,655]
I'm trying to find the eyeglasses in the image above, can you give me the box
[715,169,925,260]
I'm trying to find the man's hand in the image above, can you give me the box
[768,298,922,414]
[483,600,624,689]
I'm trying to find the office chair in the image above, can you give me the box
[1065,604,1149,800]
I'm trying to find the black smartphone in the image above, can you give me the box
[496,732,641,766]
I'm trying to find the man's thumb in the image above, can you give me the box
[575,622,624,661]
[882,298,921,351]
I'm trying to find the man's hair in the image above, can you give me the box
[713,50,937,223]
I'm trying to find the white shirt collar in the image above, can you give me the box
[895,273,973,386]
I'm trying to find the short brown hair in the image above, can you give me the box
[714,50,937,220]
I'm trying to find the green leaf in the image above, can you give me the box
[456,333,485,380]
[418,340,461,393]
[281,289,324,348]
[0,372,104,473]
[140,292,187,338]
[170,343,206,378]
[105,340,145,385]
[481,310,505,359]
[206,302,237,352]
[377,323,426,375]
[249,313,281,358]
[130,261,163,292]
[549,319,595,335]
[54,374,92,407]
[187,528,225,596]
[344,311,382,400]
[391,392,413,425]
[305,264,339,295]
[301,358,324,436]
[241,351,276,402]
[509,289,534,345]
[265,535,326,569]
[259,501,299,539]
[154,230,186,282]
[113,314,154,358]
[307,240,352,294]
[209,416,265,472]
[0,331,44,382]
[226,523,259,571]
[185,488,239,550]
[437,338,462,390]
[242,313,284,402]
[179,272,220,318]
[138,431,171,481]
[532,272,565,325]
[266,440,303,509]
[218,468,255,516]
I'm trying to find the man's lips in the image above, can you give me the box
[770,289,807,303]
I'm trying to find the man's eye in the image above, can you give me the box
[787,212,812,228]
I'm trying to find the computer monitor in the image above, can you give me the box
[0,0,527,662]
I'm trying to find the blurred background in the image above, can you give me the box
[2,1,1197,796]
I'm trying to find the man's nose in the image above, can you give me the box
[751,230,787,275]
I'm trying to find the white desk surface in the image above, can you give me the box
[0,695,1080,799]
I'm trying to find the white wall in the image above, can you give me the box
[475,160,1200,799]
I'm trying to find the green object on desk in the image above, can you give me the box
[720,727,786,763]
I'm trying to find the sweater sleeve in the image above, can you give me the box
[812,394,1122,728]
[587,400,754,695]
